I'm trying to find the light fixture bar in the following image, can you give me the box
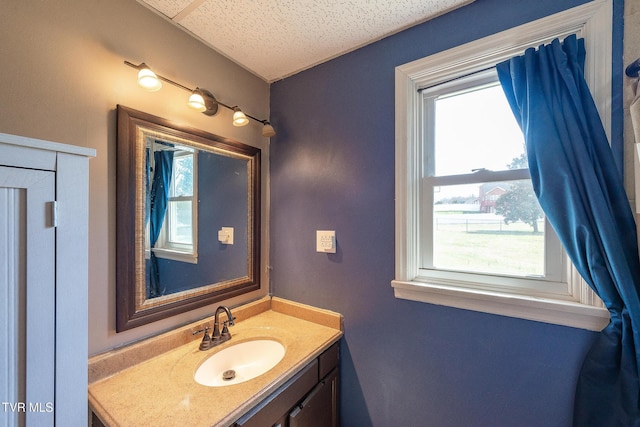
[124,60,275,136]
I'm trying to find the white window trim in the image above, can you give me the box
[154,149,199,264]
[393,0,612,331]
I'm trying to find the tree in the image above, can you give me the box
[494,154,544,232]
[508,153,528,169]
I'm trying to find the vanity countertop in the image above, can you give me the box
[88,297,343,427]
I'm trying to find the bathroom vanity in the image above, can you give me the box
[88,297,342,426]
[234,342,339,427]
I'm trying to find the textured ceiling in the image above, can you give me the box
[138,0,473,82]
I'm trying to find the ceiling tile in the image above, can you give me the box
[140,0,473,82]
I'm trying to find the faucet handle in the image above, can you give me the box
[214,314,236,326]
[192,325,210,336]
[212,314,235,337]
[220,315,236,326]
[221,321,232,339]
[192,326,211,351]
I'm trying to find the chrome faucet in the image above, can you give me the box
[193,305,235,351]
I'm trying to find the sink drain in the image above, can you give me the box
[222,370,236,381]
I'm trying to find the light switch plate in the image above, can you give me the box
[218,227,234,244]
[316,230,336,253]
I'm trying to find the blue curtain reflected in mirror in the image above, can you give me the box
[147,145,174,297]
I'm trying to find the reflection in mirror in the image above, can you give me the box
[117,105,260,332]
[145,139,249,298]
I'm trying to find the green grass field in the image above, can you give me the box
[433,217,544,276]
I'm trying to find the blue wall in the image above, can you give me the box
[270,0,622,425]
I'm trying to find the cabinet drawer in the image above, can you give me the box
[234,359,319,427]
[318,342,339,380]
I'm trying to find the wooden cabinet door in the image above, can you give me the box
[289,368,339,427]
[0,166,55,426]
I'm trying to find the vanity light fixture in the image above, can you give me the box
[232,107,249,127]
[124,60,275,137]
[187,89,207,112]
[136,63,162,92]
[188,88,219,116]
[261,121,276,138]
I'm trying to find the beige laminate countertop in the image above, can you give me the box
[88,297,343,427]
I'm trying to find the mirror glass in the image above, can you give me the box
[116,105,260,331]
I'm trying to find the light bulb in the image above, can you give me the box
[188,90,206,112]
[232,109,249,127]
[137,66,162,92]
[262,122,276,137]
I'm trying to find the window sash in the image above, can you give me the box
[420,71,565,290]
[166,199,193,246]
[154,150,198,263]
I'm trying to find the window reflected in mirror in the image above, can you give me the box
[145,140,199,297]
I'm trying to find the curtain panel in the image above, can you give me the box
[148,149,174,297]
[497,34,640,426]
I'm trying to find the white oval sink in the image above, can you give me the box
[194,339,285,387]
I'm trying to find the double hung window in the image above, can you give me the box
[393,0,612,330]
[420,71,566,296]
[153,145,198,263]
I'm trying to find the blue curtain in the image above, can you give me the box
[145,147,151,225]
[496,35,640,426]
[148,149,174,297]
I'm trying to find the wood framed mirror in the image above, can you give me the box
[116,105,260,331]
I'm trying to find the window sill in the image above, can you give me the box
[391,279,610,331]
[152,248,198,264]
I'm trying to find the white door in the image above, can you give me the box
[0,166,55,427]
